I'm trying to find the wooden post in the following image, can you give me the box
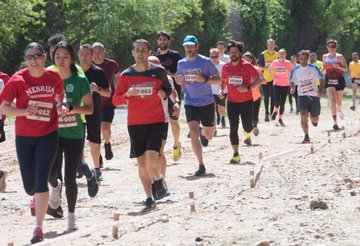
[7,243,14,246]
[112,213,120,239]
[310,144,315,154]
[250,170,256,188]
[189,192,195,213]
[259,152,263,160]
[327,131,331,143]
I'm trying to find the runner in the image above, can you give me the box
[217,41,230,63]
[79,44,111,183]
[0,42,64,243]
[221,40,260,163]
[154,31,183,162]
[112,39,171,210]
[92,42,120,166]
[349,52,360,111]
[269,48,294,126]
[0,70,10,143]
[289,55,299,113]
[242,51,264,136]
[209,48,226,135]
[175,35,222,175]
[258,39,278,121]
[290,50,324,143]
[322,39,348,130]
[48,41,93,231]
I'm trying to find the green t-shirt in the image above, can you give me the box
[58,73,90,139]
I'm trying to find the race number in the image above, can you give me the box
[354,79,360,85]
[185,74,197,83]
[328,79,339,85]
[275,66,287,74]
[26,100,53,122]
[300,82,314,93]
[137,86,153,96]
[59,113,78,128]
[228,76,243,85]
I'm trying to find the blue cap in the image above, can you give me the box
[183,35,198,46]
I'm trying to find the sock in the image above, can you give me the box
[332,115,337,124]
[244,131,251,139]
[305,134,309,138]
[68,212,75,218]
[35,224,42,229]
[234,152,239,157]
[274,107,279,112]
[278,114,283,120]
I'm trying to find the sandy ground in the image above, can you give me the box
[1,89,360,246]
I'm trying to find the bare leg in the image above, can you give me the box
[34,192,49,226]
[88,141,100,168]
[188,121,204,165]
[300,110,309,135]
[101,122,112,144]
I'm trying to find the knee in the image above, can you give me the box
[190,128,200,138]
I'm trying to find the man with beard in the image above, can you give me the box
[175,35,221,176]
[154,31,182,162]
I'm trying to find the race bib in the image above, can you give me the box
[228,76,243,85]
[275,66,287,73]
[185,74,197,83]
[59,113,77,128]
[300,82,314,93]
[26,100,53,122]
[354,79,360,85]
[133,83,154,97]
[328,79,339,85]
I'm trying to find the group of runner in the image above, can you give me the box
[0,32,359,244]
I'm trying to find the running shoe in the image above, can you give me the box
[144,197,156,210]
[194,165,206,176]
[30,227,43,244]
[95,168,103,183]
[154,177,169,200]
[49,179,62,209]
[104,142,114,160]
[244,138,252,146]
[302,135,311,144]
[46,205,64,218]
[230,154,241,164]
[333,124,340,131]
[0,170,8,192]
[253,127,259,136]
[271,111,277,120]
[278,119,285,127]
[67,214,78,231]
[87,170,99,197]
[99,154,104,169]
[30,198,36,216]
[350,106,356,111]
[337,110,344,120]
[265,113,270,122]
[172,143,181,162]
[199,127,208,147]
[221,117,226,128]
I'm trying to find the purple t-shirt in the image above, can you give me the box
[176,54,218,106]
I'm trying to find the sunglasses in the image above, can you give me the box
[328,44,336,49]
[210,56,218,59]
[25,53,44,60]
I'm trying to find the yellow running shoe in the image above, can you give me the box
[172,143,181,162]
[230,154,241,164]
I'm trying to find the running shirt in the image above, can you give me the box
[323,54,343,79]
[176,54,218,106]
[258,50,278,82]
[270,59,293,86]
[211,61,225,95]
[153,49,182,75]
[311,60,324,86]
[95,58,120,109]
[290,64,323,97]
[113,64,172,126]
[349,61,360,81]
[0,71,10,121]
[0,68,63,137]
[221,59,259,103]
[219,54,230,63]
[58,73,90,139]
[252,66,262,101]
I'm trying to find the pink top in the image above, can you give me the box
[270,59,293,86]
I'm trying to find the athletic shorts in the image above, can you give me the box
[185,103,214,127]
[324,76,345,91]
[128,122,167,158]
[298,96,321,117]
[168,99,179,120]
[352,78,360,85]
[85,114,101,144]
[213,94,227,106]
[163,122,169,140]
[101,106,115,123]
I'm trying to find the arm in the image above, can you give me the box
[290,82,296,94]
[338,55,348,72]
[65,93,93,115]
[112,76,127,106]
[318,78,324,96]
[90,82,111,97]
[0,100,37,117]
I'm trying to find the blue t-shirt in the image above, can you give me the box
[176,54,218,106]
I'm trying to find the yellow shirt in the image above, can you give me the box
[349,61,360,79]
[259,50,278,82]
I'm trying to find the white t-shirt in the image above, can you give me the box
[290,64,323,97]
[219,54,230,63]
[211,61,225,95]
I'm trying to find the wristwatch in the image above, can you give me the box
[247,85,251,91]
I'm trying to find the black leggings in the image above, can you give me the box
[253,98,261,127]
[16,131,58,195]
[273,85,289,115]
[227,100,253,146]
[261,81,274,115]
[49,137,83,213]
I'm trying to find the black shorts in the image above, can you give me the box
[128,122,167,158]
[352,78,360,84]
[185,103,214,127]
[85,114,101,144]
[168,99,179,120]
[101,106,115,123]
[163,122,169,140]
[298,96,321,117]
[213,94,227,106]
[324,76,345,91]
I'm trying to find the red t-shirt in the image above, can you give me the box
[221,59,259,103]
[94,58,120,109]
[0,68,64,137]
[113,64,172,126]
[0,71,11,121]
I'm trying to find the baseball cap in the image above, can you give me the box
[183,35,198,46]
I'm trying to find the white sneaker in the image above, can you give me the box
[337,110,344,120]
[0,170,8,192]
[67,214,78,231]
[49,179,62,209]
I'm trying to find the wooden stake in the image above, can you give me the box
[189,192,195,213]
[250,170,256,188]
[310,144,315,154]
[259,152,263,160]
[7,243,14,246]
[327,131,331,143]
[112,213,120,239]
